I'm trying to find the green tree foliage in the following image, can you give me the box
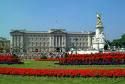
[111,34,125,48]
[104,44,108,50]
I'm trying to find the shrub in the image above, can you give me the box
[0,54,23,64]
[40,56,47,59]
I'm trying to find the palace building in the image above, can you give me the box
[10,29,94,53]
[10,13,105,54]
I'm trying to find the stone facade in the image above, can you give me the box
[10,29,95,53]
[0,37,10,53]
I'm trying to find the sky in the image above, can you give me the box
[0,0,125,41]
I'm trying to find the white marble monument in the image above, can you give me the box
[92,13,106,50]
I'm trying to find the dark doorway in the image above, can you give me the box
[35,49,38,52]
[56,47,60,52]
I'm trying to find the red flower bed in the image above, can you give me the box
[59,53,125,65]
[0,54,22,64]
[0,67,125,77]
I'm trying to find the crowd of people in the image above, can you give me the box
[14,51,67,59]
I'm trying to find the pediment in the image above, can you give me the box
[10,30,25,35]
[50,30,66,34]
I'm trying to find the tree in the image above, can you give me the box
[111,34,125,48]
[104,44,108,50]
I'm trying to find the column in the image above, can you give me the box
[88,35,91,48]
[56,36,57,47]
[49,36,51,47]
[12,36,14,48]
[19,36,20,48]
[64,36,66,51]
[20,36,23,48]
[21,36,23,53]
[64,36,66,47]
[21,36,23,52]
[62,36,63,47]
[52,36,54,47]
[57,36,58,47]
[60,36,62,47]
[53,36,55,51]
[13,36,15,48]
[17,36,20,51]
[16,36,18,47]
[19,36,20,52]
[59,36,60,47]
[15,36,16,47]
[14,36,16,48]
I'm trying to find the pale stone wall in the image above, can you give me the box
[10,29,95,54]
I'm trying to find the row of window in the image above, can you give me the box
[27,34,49,37]
[28,42,49,47]
[70,43,88,47]
[28,37,49,41]
[69,37,88,41]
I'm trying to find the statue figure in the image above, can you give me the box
[96,13,103,28]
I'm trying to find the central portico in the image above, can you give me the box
[49,29,67,52]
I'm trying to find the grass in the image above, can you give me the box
[1,60,125,69]
[1,60,125,84]
[0,75,125,84]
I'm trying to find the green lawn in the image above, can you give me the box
[1,60,125,69]
[0,75,125,84]
[1,60,125,84]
